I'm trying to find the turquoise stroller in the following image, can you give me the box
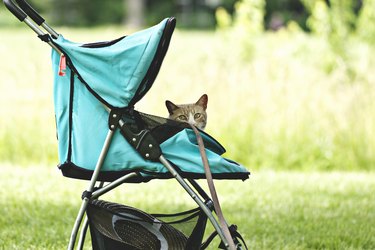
[4,0,250,249]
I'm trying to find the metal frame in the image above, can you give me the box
[3,1,235,248]
[66,109,232,249]
[67,129,114,250]
[3,0,62,54]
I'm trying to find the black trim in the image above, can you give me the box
[58,162,146,183]
[89,200,202,225]
[51,17,176,110]
[65,56,114,109]
[151,207,201,218]
[128,17,176,107]
[51,38,114,109]
[58,161,250,183]
[89,201,161,224]
[67,71,74,161]
[81,36,125,48]
[152,210,201,225]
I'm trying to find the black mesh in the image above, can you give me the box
[87,200,206,250]
[121,110,190,144]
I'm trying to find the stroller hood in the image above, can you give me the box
[52,18,175,108]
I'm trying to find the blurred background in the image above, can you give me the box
[0,0,374,171]
[0,0,311,28]
[1,1,375,249]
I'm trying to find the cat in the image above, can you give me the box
[165,94,208,130]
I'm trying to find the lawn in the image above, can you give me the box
[0,164,374,249]
[0,19,374,249]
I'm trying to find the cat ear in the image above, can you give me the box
[165,100,179,115]
[196,94,208,110]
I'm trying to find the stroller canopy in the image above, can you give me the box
[52,18,174,108]
[51,17,250,182]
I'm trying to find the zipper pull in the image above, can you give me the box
[58,54,66,76]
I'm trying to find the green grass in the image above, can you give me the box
[0,164,374,249]
[0,25,374,249]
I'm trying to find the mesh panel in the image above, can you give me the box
[87,200,203,250]
[114,220,161,249]
[121,110,190,144]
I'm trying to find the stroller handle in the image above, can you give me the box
[3,0,59,38]
[3,0,27,22]
[15,0,45,25]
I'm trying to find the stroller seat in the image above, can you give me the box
[50,17,249,183]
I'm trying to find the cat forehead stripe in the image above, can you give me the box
[166,95,208,130]
[188,113,195,124]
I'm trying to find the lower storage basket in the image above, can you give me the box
[87,200,208,250]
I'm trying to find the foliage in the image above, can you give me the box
[356,0,375,43]
[217,0,375,80]
[216,0,265,34]
[1,0,310,29]
[46,0,124,26]
[216,0,265,60]
[299,0,375,77]
[264,0,308,30]
[1,27,375,171]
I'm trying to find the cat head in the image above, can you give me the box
[165,94,208,130]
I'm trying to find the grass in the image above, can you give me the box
[0,24,374,249]
[0,164,374,249]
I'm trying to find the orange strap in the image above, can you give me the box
[58,54,66,76]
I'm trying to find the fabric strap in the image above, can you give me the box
[201,225,248,250]
[189,124,236,250]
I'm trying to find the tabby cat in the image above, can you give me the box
[165,94,208,130]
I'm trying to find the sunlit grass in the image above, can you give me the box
[0,164,374,249]
[1,13,375,250]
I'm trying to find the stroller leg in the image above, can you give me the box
[68,200,89,250]
[76,180,105,250]
[67,129,115,250]
[159,155,231,249]
[76,216,89,250]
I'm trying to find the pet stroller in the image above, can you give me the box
[4,0,250,249]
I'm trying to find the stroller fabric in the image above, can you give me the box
[50,17,249,182]
[2,0,249,247]
[52,19,171,108]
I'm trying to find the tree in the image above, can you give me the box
[124,0,145,27]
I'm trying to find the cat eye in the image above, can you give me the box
[194,113,201,119]
[177,115,188,121]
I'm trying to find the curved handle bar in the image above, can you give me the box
[3,0,27,21]
[15,0,45,25]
